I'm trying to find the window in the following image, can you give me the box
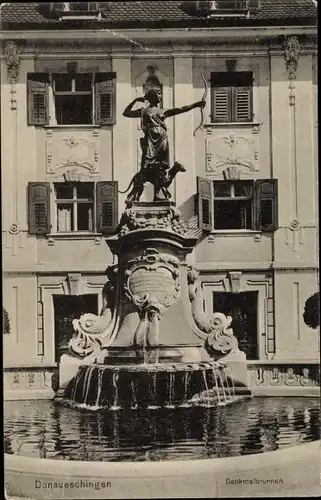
[213,181,253,230]
[55,182,94,232]
[211,72,253,123]
[49,3,101,20]
[53,74,93,125]
[28,181,118,235]
[210,1,248,9]
[27,72,116,126]
[197,177,278,232]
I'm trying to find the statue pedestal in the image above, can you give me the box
[103,203,210,364]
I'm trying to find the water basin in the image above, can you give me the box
[4,397,320,462]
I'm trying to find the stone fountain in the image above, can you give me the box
[60,200,249,409]
[60,86,250,409]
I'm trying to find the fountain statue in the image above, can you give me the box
[59,84,250,409]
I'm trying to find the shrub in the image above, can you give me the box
[303,292,320,330]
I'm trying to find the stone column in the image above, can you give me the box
[173,47,196,209]
[112,49,134,210]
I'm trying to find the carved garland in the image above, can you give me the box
[117,207,188,236]
[3,40,20,111]
[284,36,300,106]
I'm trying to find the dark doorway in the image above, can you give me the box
[53,294,98,362]
[213,291,258,359]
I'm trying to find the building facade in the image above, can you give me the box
[1,1,318,398]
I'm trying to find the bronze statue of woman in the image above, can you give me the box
[122,86,205,201]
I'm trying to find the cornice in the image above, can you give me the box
[0,26,317,43]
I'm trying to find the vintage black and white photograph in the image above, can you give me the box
[1,1,320,498]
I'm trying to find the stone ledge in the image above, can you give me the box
[4,389,55,401]
[4,441,321,499]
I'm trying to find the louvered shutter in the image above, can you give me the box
[234,86,253,122]
[96,181,118,234]
[95,72,116,125]
[28,182,50,234]
[27,73,49,125]
[197,177,212,231]
[211,86,230,123]
[255,179,278,231]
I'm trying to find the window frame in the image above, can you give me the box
[54,182,96,234]
[213,180,255,232]
[51,73,95,126]
[197,177,278,233]
[27,71,116,127]
[210,71,254,124]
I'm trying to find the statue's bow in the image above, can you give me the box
[193,72,208,137]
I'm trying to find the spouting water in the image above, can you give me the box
[212,367,222,405]
[202,370,211,407]
[84,366,94,404]
[82,368,90,400]
[130,379,138,410]
[166,371,175,408]
[95,369,103,407]
[218,368,228,404]
[71,370,82,401]
[111,372,121,410]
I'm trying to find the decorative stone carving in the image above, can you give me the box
[285,218,304,252]
[143,65,163,102]
[187,267,238,357]
[67,273,82,296]
[223,165,240,180]
[3,229,26,256]
[206,132,259,173]
[123,248,180,347]
[249,364,320,387]
[3,40,20,83]
[284,36,300,105]
[46,128,99,175]
[227,271,243,293]
[117,206,188,236]
[68,266,117,358]
[3,41,20,111]
[284,36,300,81]
[4,369,57,392]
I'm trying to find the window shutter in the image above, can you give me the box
[95,72,116,125]
[233,86,253,122]
[96,181,118,234]
[197,177,212,231]
[28,182,50,234]
[27,73,49,125]
[211,86,230,123]
[255,179,278,231]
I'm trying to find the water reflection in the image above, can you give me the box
[4,397,320,462]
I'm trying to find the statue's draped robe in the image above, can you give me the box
[140,107,170,171]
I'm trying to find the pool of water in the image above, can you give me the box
[4,397,320,462]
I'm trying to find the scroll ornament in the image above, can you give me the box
[187,267,238,357]
[68,267,118,358]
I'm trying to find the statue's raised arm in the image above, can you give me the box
[123,96,145,118]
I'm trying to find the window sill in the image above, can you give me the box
[45,124,101,129]
[208,230,262,242]
[204,122,261,131]
[47,232,103,245]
